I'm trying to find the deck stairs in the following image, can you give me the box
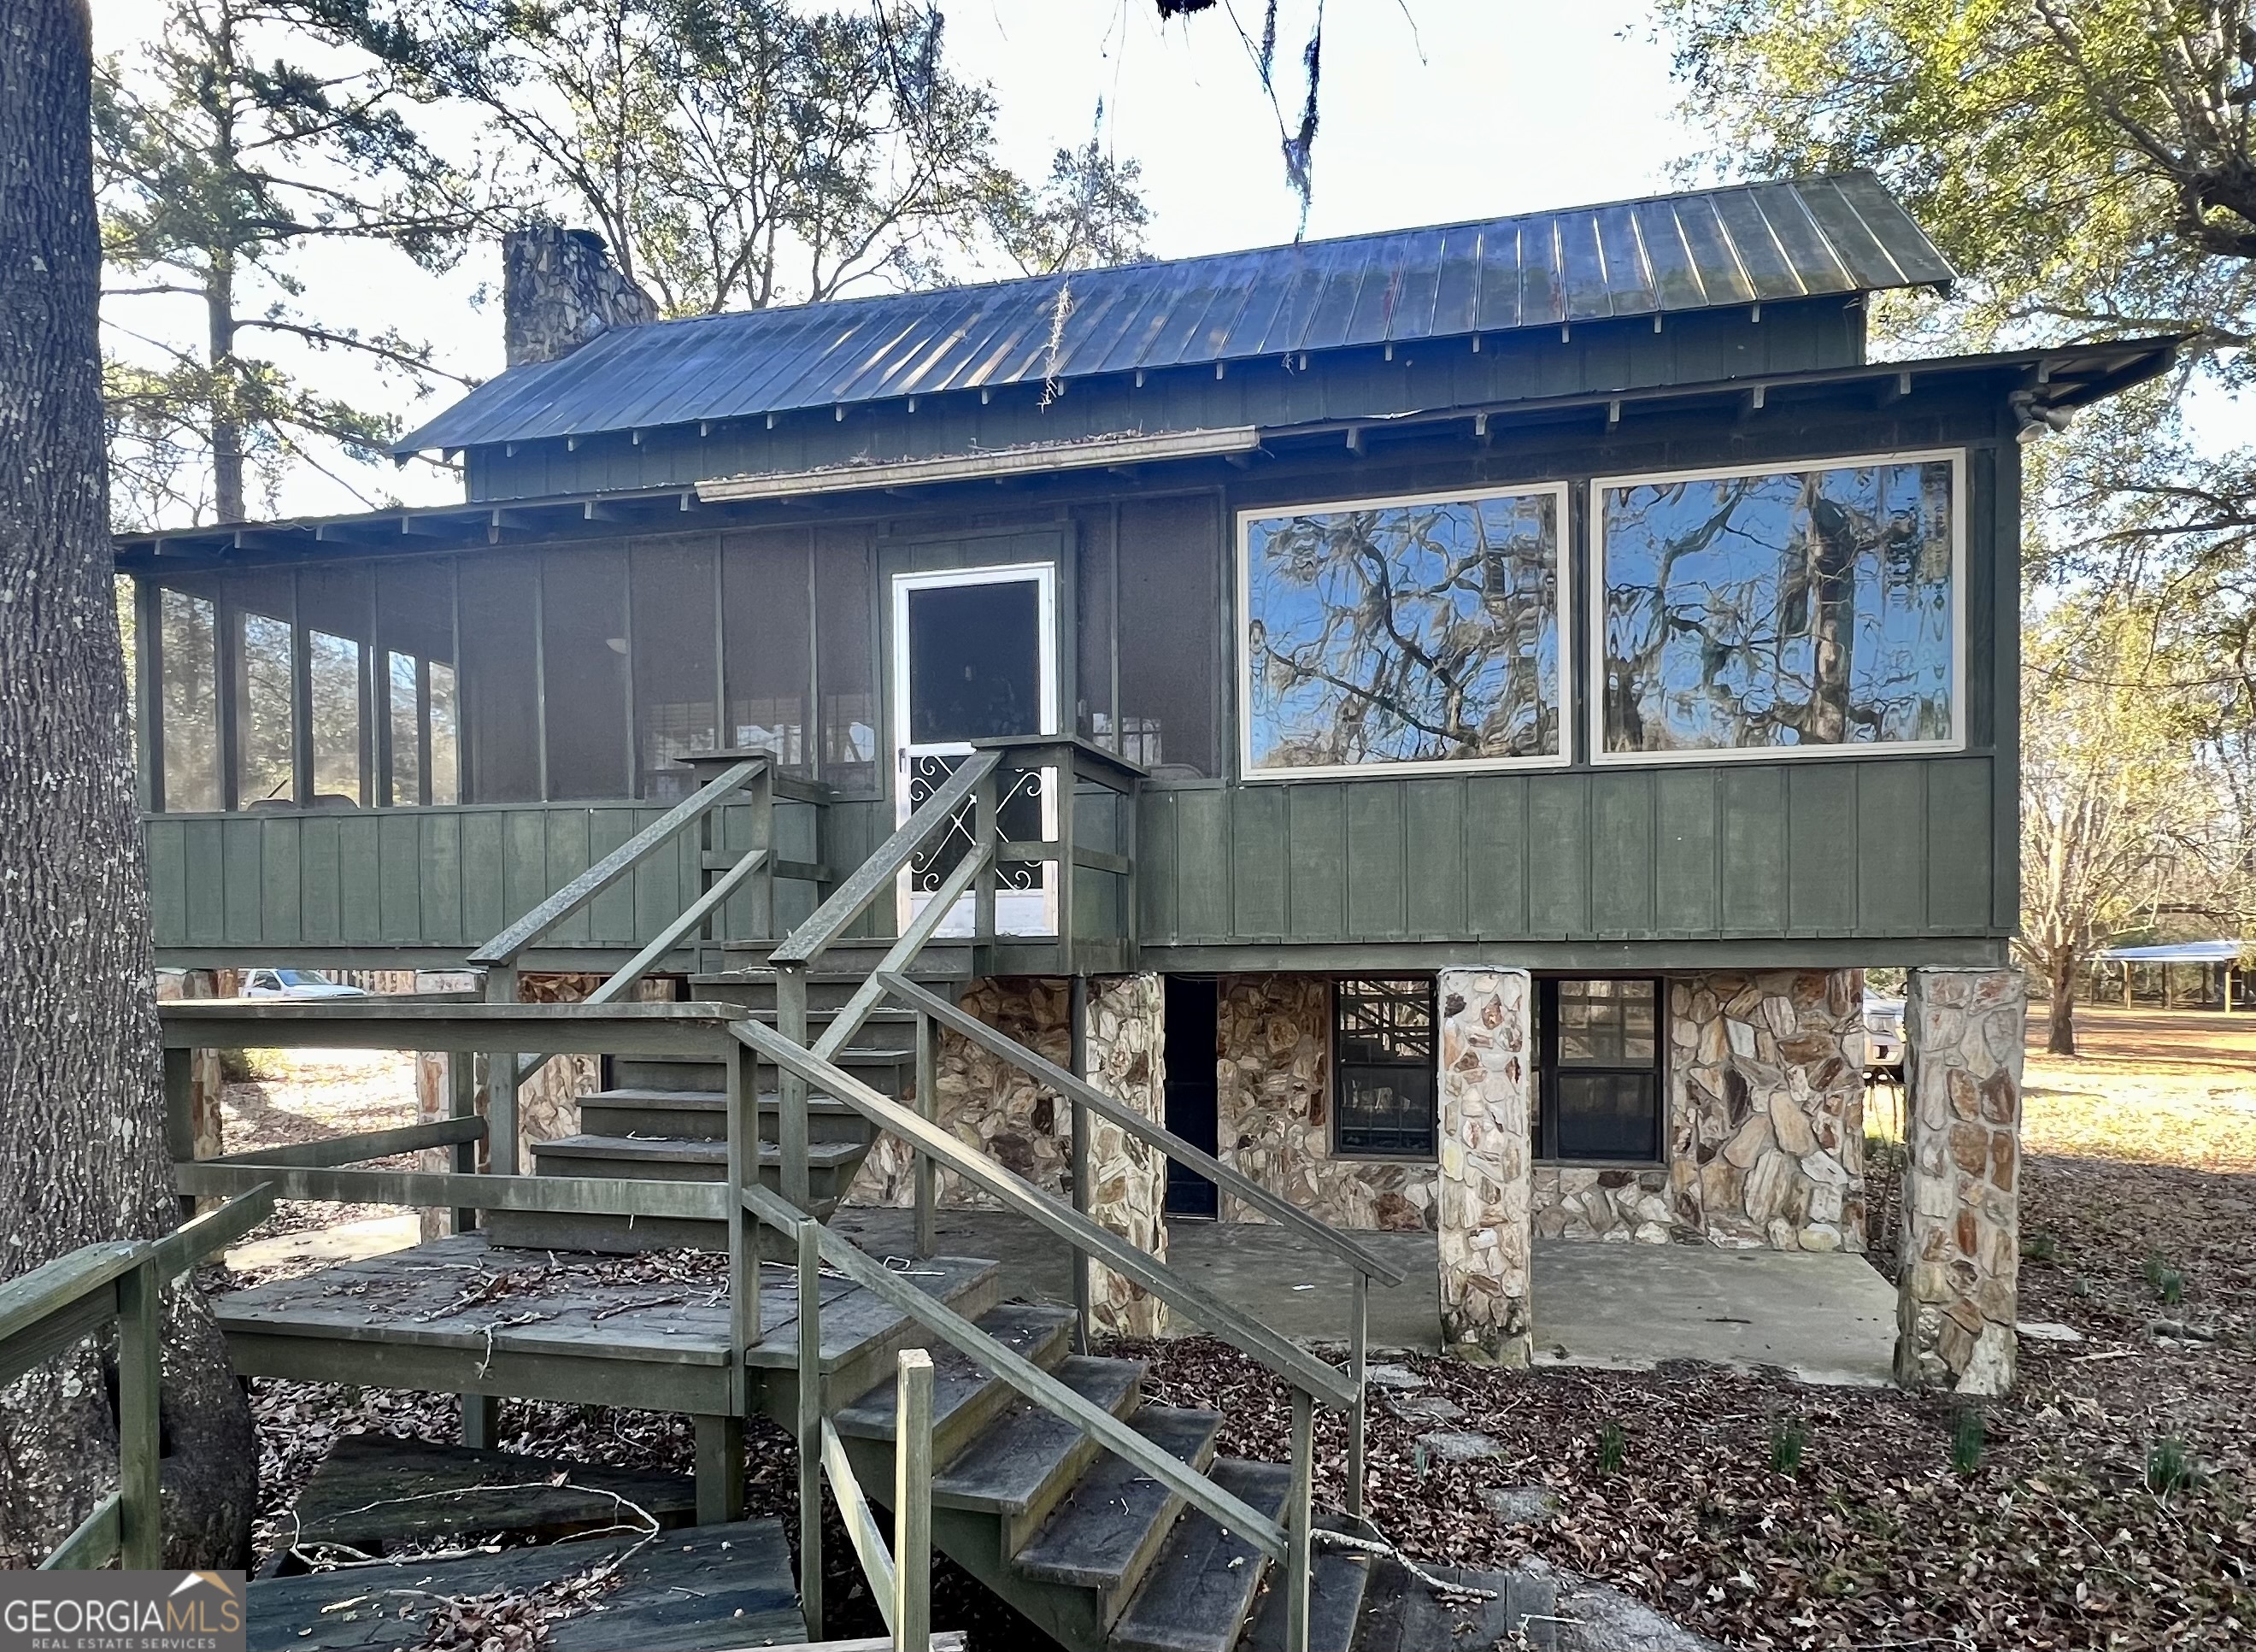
[484,948,973,1254]
[170,750,1477,1652]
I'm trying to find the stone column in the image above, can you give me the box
[1436,968,1534,1366]
[1895,968,2024,1394]
[1081,973,1168,1337]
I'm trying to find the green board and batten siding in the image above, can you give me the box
[145,800,881,963]
[1136,756,2001,961]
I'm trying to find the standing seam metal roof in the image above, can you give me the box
[394,172,1953,456]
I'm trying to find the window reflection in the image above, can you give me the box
[160,588,220,812]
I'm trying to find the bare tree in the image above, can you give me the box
[0,0,256,1564]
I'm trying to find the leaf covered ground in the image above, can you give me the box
[232,1008,2254,1650]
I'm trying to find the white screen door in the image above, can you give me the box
[891,563,1058,937]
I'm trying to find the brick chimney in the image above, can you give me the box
[502,225,659,367]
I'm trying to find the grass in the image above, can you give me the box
[2143,1254,2188,1307]
[1771,1416,1810,1477]
[2147,1437,2197,1495]
[1595,1420,1626,1477]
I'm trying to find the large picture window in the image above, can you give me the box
[1595,453,1961,760]
[1240,485,1567,777]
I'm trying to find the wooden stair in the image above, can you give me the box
[484,968,941,1255]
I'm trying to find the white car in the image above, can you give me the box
[1862,992,1906,1075]
[241,967,369,1001]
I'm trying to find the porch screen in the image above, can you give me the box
[1595,454,1960,756]
[1118,495,1219,777]
[1331,978,1437,1158]
[632,536,720,798]
[1240,485,1564,776]
[231,567,296,809]
[722,527,811,778]
[158,585,220,812]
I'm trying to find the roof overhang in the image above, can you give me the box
[115,336,2180,569]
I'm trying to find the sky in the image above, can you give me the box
[83,2,1703,520]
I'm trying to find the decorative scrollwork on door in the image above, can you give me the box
[906,755,1046,894]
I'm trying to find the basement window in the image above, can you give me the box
[1331,978,1437,1159]
[1535,978,1662,1162]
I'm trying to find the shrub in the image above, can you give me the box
[2144,1253,2187,1306]
[2020,1231,2058,1265]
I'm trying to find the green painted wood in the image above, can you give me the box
[338,814,382,942]
[378,812,423,943]
[1588,770,1654,936]
[1854,761,1929,935]
[1524,774,1588,936]
[1172,790,1231,944]
[1718,767,1786,933]
[1401,779,1465,938]
[1137,791,1179,944]
[543,810,595,947]
[222,821,262,945]
[1462,773,1527,937]
[1651,769,1718,934]
[502,809,549,933]
[419,810,464,948]
[300,814,343,944]
[184,820,225,945]
[459,811,508,946]
[147,819,188,946]
[1926,758,1994,931]
[1231,786,1287,939]
[1284,784,1345,940]
[1343,782,1405,939]
[585,808,643,944]
[261,816,303,944]
[1786,764,1858,932]
[40,1492,120,1571]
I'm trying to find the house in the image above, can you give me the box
[121,178,2173,1443]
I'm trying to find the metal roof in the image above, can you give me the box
[395,173,1953,456]
[2094,940,2247,964]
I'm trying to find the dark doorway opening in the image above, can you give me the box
[1163,976,1219,1219]
[904,579,1041,743]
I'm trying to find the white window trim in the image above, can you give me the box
[1586,448,1969,767]
[1235,479,1575,782]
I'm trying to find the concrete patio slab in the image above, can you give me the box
[829,1208,1900,1386]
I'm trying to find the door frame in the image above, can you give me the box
[889,560,1060,936]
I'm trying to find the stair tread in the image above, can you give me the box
[931,1357,1147,1514]
[1013,1408,1227,1590]
[1106,1459,1294,1652]
[532,1133,866,1167]
[1238,1514,1373,1652]
[584,1088,863,1113]
[831,1304,1075,1442]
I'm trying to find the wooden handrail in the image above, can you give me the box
[749,1185,1290,1562]
[877,972,1407,1287]
[811,842,992,1063]
[769,750,1000,967]
[733,1021,1355,1408]
[0,1185,276,1570]
[467,756,766,967]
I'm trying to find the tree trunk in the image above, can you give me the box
[2046,955,2078,1058]
[0,0,256,1567]
[208,260,244,523]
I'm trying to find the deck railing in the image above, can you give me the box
[0,1187,276,1568]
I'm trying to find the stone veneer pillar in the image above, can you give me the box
[1435,968,1534,1366]
[1080,974,1169,1337]
[1895,968,2024,1394]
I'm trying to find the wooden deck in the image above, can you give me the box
[214,1234,999,1414]
[249,1517,806,1651]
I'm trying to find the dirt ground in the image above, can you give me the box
[221,1010,2256,1650]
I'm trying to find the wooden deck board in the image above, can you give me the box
[285,1435,698,1552]
[249,1519,804,1652]
[213,1235,997,1378]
